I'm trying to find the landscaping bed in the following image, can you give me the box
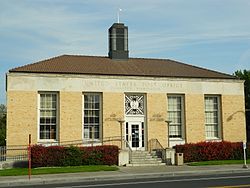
[175,141,250,163]
[188,159,250,166]
[0,165,119,176]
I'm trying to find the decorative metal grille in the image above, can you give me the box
[125,94,144,115]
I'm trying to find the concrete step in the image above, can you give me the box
[132,151,149,155]
[131,155,152,158]
[130,160,162,164]
[126,163,166,167]
[130,160,163,164]
[134,155,154,157]
[131,157,162,161]
[131,159,162,163]
[129,150,164,166]
[131,155,156,159]
[132,152,151,155]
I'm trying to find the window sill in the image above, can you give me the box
[83,138,101,141]
[169,138,184,141]
[206,138,222,142]
[83,139,101,143]
[38,140,58,146]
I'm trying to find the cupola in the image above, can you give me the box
[108,23,129,60]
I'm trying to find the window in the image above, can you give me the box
[167,95,184,138]
[205,96,221,139]
[39,93,57,140]
[83,93,101,139]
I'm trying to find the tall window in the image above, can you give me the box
[83,93,101,139]
[205,96,221,139]
[39,93,57,140]
[167,95,184,138]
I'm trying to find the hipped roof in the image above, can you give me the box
[9,55,235,79]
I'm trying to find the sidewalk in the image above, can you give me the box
[0,164,249,187]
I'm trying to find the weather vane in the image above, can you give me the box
[117,8,122,23]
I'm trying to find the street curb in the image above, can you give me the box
[0,167,249,187]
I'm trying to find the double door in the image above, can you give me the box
[126,121,144,150]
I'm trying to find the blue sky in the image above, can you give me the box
[1,0,250,104]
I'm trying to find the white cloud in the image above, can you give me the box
[1,0,250,57]
[1,0,250,104]
[237,49,250,71]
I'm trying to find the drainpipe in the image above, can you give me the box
[118,120,125,149]
[165,120,172,148]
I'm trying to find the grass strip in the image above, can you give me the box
[0,165,119,176]
[188,159,250,166]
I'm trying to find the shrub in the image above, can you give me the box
[80,145,118,165]
[63,146,83,166]
[81,146,103,165]
[31,145,65,167]
[174,141,247,163]
[45,146,65,167]
[31,145,119,167]
[31,145,47,167]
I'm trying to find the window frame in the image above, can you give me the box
[204,95,222,140]
[82,92,102,141]
[38,92,59,142]
[167,94,185,140]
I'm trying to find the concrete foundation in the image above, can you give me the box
[118,150,129,166]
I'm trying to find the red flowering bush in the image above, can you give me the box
[80,145,118,165]
[31,145,118,167]
[31,145,47,167]
[174,141,248,163]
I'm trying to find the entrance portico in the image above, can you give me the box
[125,119,145,151]
[124,94,146,151]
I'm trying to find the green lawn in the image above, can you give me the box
[188,159,250,166]
[0,165,119,176]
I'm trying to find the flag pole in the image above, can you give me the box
[117,8,122,23]
[28,134,32,180]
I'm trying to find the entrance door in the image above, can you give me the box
[126,121,144,150]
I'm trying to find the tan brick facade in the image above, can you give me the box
[147,93,168,148]
[59,92,82,142]
[221,95,246,142]
[7,78,246,153]
[6,90,246,150]
[185,94,206,143]
[102,92,124,147]
[7,91,38,146]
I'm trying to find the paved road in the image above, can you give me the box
[15,172,250,188]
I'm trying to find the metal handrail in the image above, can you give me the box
[1,137,132,163]
[148,138,164,152]
[148,138,165,160]
[34,136,123,147]
[0,146,28,162]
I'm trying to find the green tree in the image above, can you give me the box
[234,70,250,109]
[0,104,6,146]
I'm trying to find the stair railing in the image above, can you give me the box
[148,138,165,160]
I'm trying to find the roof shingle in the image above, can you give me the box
[9,55,236,79]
